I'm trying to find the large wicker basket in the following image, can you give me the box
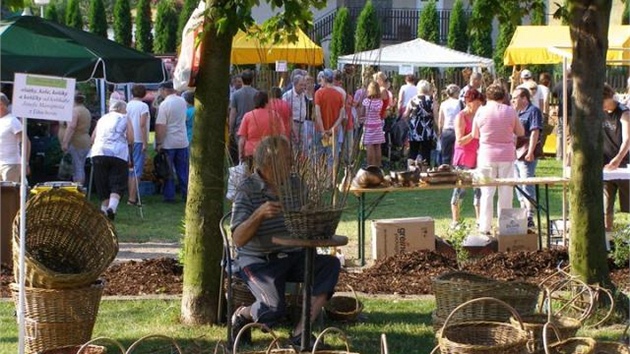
[436,297,532,354]
[432,272,540,321]
[283,209,343,240]
[509,313,581,353]
[10,280,104,354]
[12,189,118,289]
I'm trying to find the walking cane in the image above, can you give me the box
[128,145,144,220]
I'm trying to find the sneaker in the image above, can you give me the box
[231,307,252,346]
[106,208,115,221]
[449,221,461,230]
[289,332,331,351]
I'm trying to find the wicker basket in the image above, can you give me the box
[12,189,118,289]
[10,280,104,354]
[593,342,630,354]
[432,272,539,321]
[283,209,343,240]
[233,322,296,354]
[41,345,106,354]
[437,297,532,354]
[232,277,256,308]
[312,327,360,354]
[325,287,363,322]
[509,313,581,353]
[540,322,596,354]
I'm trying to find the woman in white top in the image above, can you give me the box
[397,74,417,116]
[90,100,134,221]
[438,84,462,165]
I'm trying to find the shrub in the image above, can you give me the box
[417,0,439,43]
[468,0,493,58]
[44,2,59,23]
[113,0,132,46]
[177,0,198,46]
[447,0,468,52]
[355,0,381,52]
[329,7,354,69]
[65,0,83,30]
[135,0,153,53]
[154,0,179,54]
[88,0,108,37]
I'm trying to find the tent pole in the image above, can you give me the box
[562,57,568,246]
[18,117,28,354]
[99,79,106,117]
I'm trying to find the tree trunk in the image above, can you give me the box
[180,4,233,325]
[567,0,611,286]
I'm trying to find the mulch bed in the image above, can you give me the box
[0,248,627,298]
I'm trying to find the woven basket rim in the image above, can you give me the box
[438,321,530,351]
[325,296,364,316]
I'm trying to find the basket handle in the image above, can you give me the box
[213,341,228,354]
[347,285,361,314]
[77,336,126,354]
[232,322,282,354]
[429,345,440,354]
[439,296,526,339]
[311,327,351,354]
[380,333,388,354]
[125,334,183,354]
[542,322,563,354]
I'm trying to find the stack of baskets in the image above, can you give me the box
[431,271,540,331]
[11,189,118,353]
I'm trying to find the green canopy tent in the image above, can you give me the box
[1,15,166,84]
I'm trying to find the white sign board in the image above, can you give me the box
[398,64,414,76]
[275,60,288,72]
[12,73,75,122]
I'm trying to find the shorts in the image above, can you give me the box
[604,179,630,215]
[128,143,145,178]
[0,164,21,183]
[92,155,128,200]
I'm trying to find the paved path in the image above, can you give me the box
[116,242,180,263]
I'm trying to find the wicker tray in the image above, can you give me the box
[13,189,118,289]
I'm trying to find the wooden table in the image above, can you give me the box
[272,235,348,352]
[350,176,569,265]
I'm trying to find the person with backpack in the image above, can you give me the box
[403,80,438,166]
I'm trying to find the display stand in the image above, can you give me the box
[272,235,348,352]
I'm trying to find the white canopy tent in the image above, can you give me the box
[337,38,495,70]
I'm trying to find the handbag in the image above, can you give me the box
[57,153,74,180]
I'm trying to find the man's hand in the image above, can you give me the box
[525,151,535,162]
[254,201,283,220]
[604,159,620,171]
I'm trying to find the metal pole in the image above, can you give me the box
[562,58,569,245]
[18,117,28,354]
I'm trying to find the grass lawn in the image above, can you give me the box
[0,297,625,354]
[111,157,629,263]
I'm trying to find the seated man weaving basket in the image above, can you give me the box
[230,135,340,349]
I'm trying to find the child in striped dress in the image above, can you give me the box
[360,81,385,166]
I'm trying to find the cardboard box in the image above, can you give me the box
[499,208,528,235]
[371,217,435,260]
[498,232,538,252]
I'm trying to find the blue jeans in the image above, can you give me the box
[514,159,538,217]
[163,147,189,201]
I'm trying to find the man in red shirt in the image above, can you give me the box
[314,69,344,165]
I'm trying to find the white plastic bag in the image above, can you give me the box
[173,2,206,91]
[226,163,248,201]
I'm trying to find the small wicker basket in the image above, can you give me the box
[542,323,596,354]
[325,286,363,322]
[510,313,581,353]
[10,280,105,354]
[12,189,118,289]
[436,297,532,354]
[283,209,343,240]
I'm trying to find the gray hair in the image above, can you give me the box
[445,84,460,98]
[109,99,126,112]
[470,72,482,84]
[0,93,9,107]
[253,135,290,170]
[292,74,304,86]
[416,80,432,95]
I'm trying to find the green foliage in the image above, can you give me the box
[65,0,83,30]
[134,0,153,53]
[612,225,630,268]
[354,0,381,52]
[447,0,468,52]
[530,0,547,25]
[329,7,354,69]
[177,0,198,46]
[468,0,493,58]
[417,0,439,43]
[447,220,471,267]
[154,0,179,54]
[494,20,517,77]
[113,0,132,47]
[623,0,629,25]
[44,2,59,23]
[88,0,108,37]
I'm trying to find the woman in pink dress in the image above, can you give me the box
[360,81,384,166]
[450,89,484,226]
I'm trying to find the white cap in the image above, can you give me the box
[520,69,532,79]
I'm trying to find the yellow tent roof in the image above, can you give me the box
[231,28,324,66]
[504,25,630,65]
